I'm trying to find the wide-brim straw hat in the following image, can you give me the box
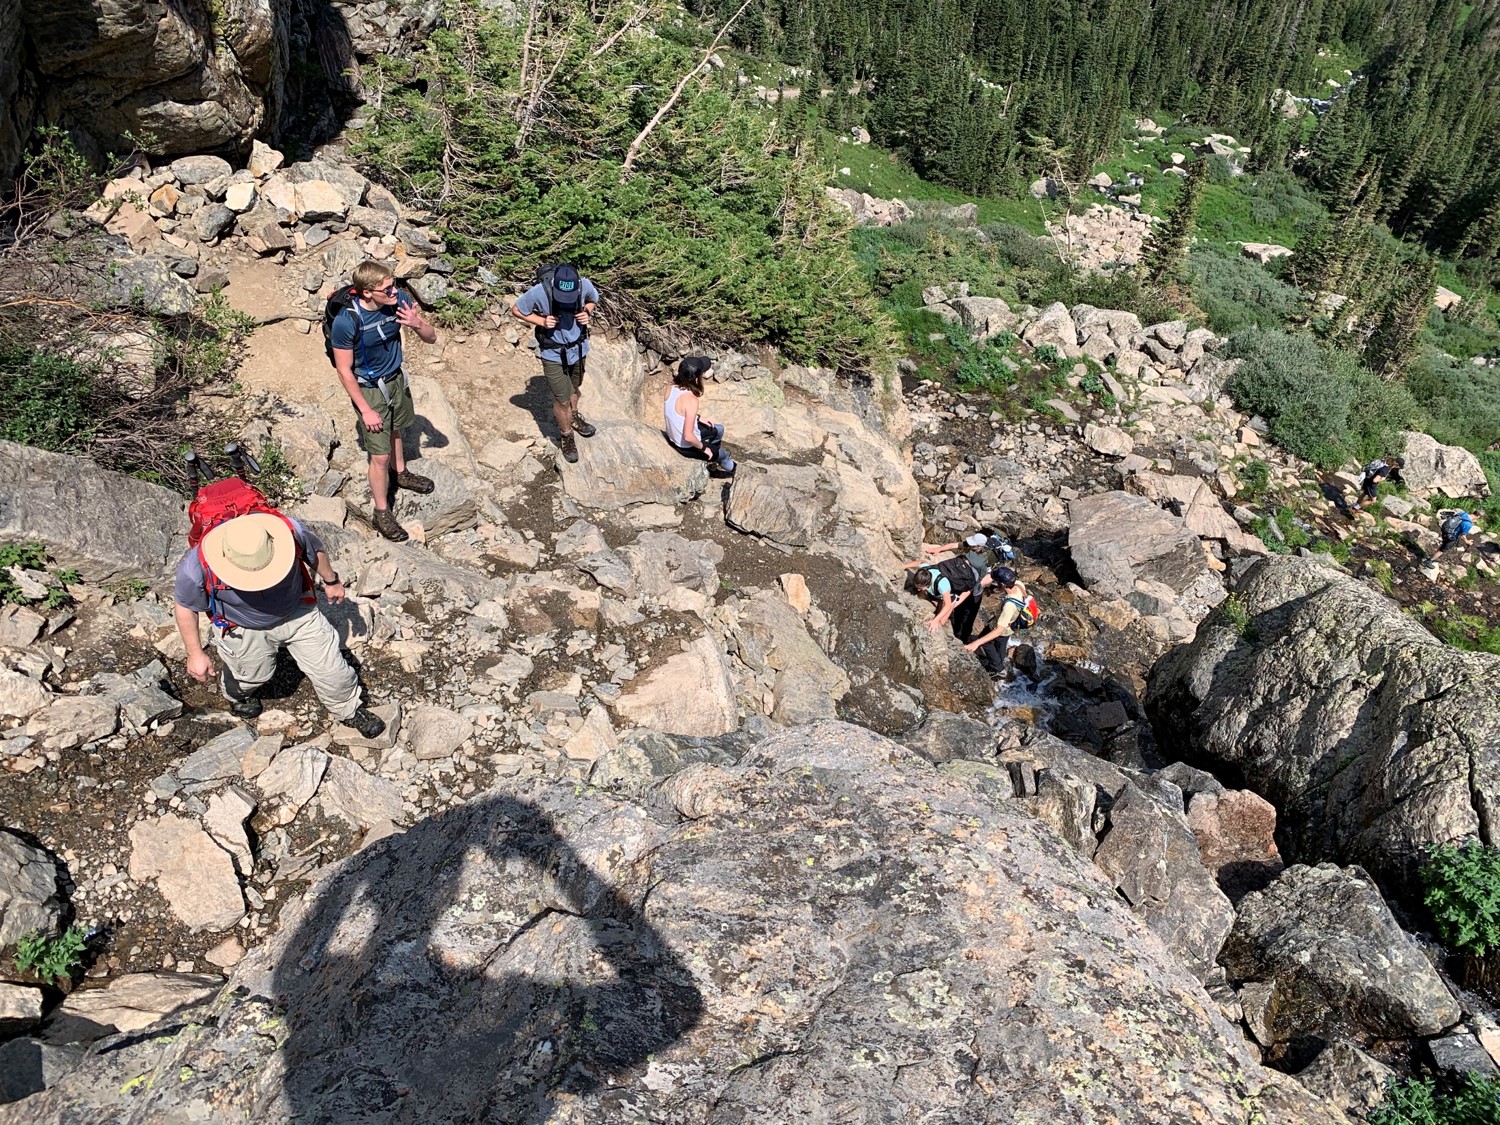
[199,514,295,592]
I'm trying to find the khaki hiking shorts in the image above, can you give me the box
[355,373,414,457]
[541,356,586,404]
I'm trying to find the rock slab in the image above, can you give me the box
[0,722,1346,1123]
[1149,556,1500,895]
[0,441,186,582]
[127,815,245,932]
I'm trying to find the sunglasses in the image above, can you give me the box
[377,284,398,295]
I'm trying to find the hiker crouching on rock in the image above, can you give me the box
[1354,456,1404,511]
[904,555,992,639]
[902,533,1010,640]
[964,567,1038,679]
[1433,509,1480,558]
[173,513,385,738]
[330,260,437,543]
[664,356,737,477]
[512,264,600,464]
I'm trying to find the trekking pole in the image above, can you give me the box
[224,443,261,479]
[184,450,202,491]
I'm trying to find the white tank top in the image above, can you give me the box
[664,386,694,447]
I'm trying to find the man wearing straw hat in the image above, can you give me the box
[172,512,386,738]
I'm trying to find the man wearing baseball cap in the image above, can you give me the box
[172,513,385,737]
[512,264,601,464]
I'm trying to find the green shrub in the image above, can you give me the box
[1407,345,1500,454]
[1188,245,1304,334]
[0,543,72,608]
[1369,1074,1500,1125]
[1235,457,1271,500]
[1424,310,1500,362]
[1226,326,1417,468]
[955,342,1018,393]
[14,926,88,985]
[0,342,96,451]
[1426,611,1500,655]
[1422,841,1500,957]
[354,13,890,371]
[1219,594,1252,636]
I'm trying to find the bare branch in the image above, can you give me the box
[590,2,649,58]
[514,0,541,123]
[620,0,753,178]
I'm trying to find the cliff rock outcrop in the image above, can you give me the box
[1148,555,1500,894]
[0,723,1345,1123]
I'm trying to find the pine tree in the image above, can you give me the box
[1141,159,1207,283]
[1366,256,1437,377]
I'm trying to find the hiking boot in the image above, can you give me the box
[571,412,597,438]
[229,695,262,720]
[373,508,409,542]
[345,706,385,739]
[395,470,434,495]
[558,431,579,464]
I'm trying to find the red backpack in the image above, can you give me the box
[187,478,313,627]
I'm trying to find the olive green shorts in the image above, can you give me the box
[541,356,586,404]
[355,374,414,457]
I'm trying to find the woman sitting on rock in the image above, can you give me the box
[664,356,736,477]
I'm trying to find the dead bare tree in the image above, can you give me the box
[620,0,754,178]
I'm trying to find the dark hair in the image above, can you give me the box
[674,356,712,396]
[990,566,1017,588]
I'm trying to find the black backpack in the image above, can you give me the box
[322,284,360,368]
[918,556,983,598]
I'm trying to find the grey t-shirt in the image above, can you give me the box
[174,519,324,629]
[514,278,600,363]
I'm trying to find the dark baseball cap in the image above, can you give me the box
[551,264,581,305]
[990,566,1017,588]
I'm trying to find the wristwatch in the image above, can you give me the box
[322,573,342,586]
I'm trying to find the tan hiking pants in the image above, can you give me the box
[212,607,362,720]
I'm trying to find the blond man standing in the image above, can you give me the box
[331,261,438,542]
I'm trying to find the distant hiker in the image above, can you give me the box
[1354,456,1404,510]
[963,567,1040,679]
[904,553,992,639]
[664,356,737,477]
[512,264,601,464]
[173,511,385,737]
[923,532,1016,570]
[1434,509,1479,557]
[328,261,438,543]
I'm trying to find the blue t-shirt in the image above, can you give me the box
[330,292,414,383]
[174,519,325,629]
[514,278,601,364]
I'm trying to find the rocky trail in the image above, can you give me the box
[3,136,1500,1120]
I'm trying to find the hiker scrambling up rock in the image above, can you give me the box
[903,533,1012,640]
[964,567,1040,679]
[327,260,438,543]
[664,356,737,477]
[172,503,385,738]
[512,264,601,464]
[904,551,992,639]
[1355,455,1403,510]
[1433,509,1480,558]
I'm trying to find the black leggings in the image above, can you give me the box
[951,593,981,642]
[975,635,1010,678]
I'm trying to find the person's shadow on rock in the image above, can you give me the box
[271,793,703,1124]
[509,374,561,441]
